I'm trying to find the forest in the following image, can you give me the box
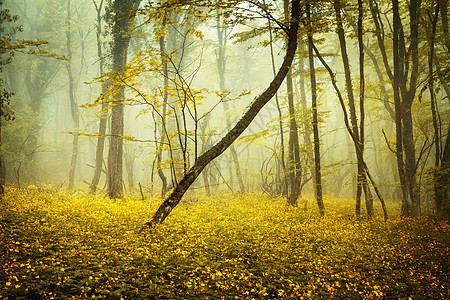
[0,0,449,299]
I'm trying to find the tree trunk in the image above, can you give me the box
[0,0,3,194]
[107,0,140,199]
[199,115,211,196]
[428,2,449,219]
[65,0,79,190]
[90,0,108,194]
[439,0,450,219]
[310,42,388,221]
[357,0,373,219]
[307,5,325,216]
[392,0,410,215]
[156,14,169,198]
[442,0,449,52]
[286,69,302,206]
[124,146,134,188]
[438,125,450,219]
[216,19,245,193]
[268,17,288,196]
[141,0,301,230]
[284,0,301,207]
[334,0,367,217]
[298,42,314,197]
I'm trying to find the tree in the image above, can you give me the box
[65,0,80,190]
[333,0,373,219]
[0,0,18,194]
[141,0,301,230]
[284,0,302,207]
[371,0,422,217]
[106,0,140,199]
[267,7,288,197]
[426,0,449,219]
[306,3,325,216]
[216,16,246,194]
[1,0,69,191]
[90,0,108,194]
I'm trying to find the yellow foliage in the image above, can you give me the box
[0,188,449,299]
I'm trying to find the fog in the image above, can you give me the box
[2,0,448,217]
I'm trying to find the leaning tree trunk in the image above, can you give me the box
[140,0,301,230]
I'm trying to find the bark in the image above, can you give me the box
[199,116,211,196]
[0,0,4,194]
[357,0,373,219]
[140,0,301,230]
[368,0,394,81]
[439,0,450,219]
[311,42,388,221]
[401,0,421,216]
[372,0,421,217]
[286,69,302,206]
[429,2,449,219]
[156,14,169,198]
[442,0,449,52]
[107,0,140,198]
[124,147,134,188]
[438,125,450,219]
[216,19,245,193]
[268,17,288,196]
[65,0,79,190]
[284,0,301,207]
[334,0,372,218]
[392,0,422,217]
[298,42,314,195]
[90,0,108,194]
[307,10,325,216]
[392,0,409,214]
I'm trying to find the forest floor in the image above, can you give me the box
[0,186,449,299]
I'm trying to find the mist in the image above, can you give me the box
[0,0,449,298]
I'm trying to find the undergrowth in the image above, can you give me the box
[0,187,449,299]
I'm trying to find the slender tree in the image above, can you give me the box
[65,0,80,190]
[141,0,301,230]
[268,11,288,196]
[90,0,108,194]
[216,17,245,193]
[154,13,169,198]
[333,0,373,218]
[306,3,325,216]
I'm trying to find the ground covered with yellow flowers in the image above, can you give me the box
[0,187,449,299]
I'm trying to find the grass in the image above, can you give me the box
[0,186,449,299]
